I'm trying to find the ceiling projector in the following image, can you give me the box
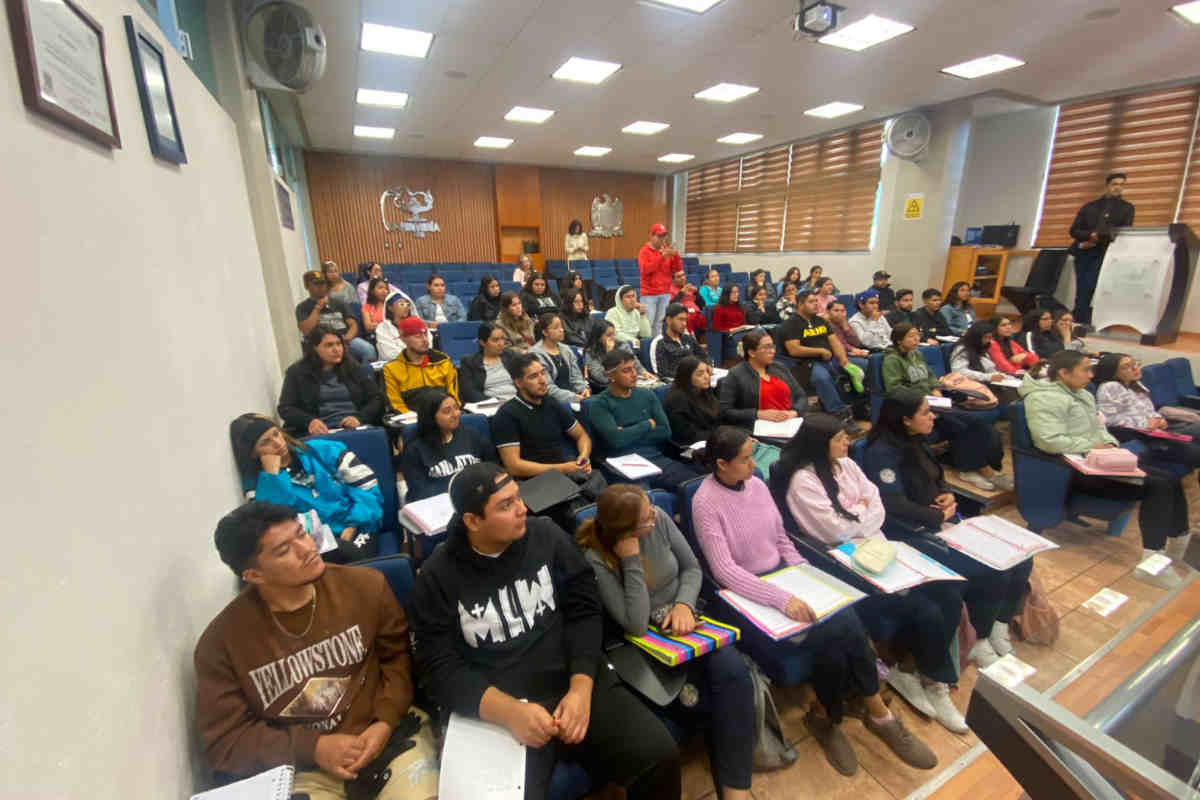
[795,2,841,36]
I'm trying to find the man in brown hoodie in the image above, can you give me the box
[194,502,437,799]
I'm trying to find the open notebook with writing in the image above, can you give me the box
[937,515,1058,570]
[718,564,864,640]
[190,766,293,800]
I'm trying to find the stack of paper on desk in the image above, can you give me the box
[938,515,1058,570]
[718,564,864,640]
[829,540,964,593]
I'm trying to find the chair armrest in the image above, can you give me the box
[1181,395,1200,409]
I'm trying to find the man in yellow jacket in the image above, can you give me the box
[383,317,460,412]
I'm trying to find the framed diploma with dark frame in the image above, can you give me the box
[5,0,121,148]
[123,16,185,164]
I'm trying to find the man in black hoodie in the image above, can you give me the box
[407,462,680,800]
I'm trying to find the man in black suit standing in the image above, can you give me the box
[1069,172,1134,327]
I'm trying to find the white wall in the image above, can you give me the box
[0,2,283,797]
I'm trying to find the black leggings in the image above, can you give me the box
[856,581,964,685]
[524,669,681,800]
[782,608,881,723]
[665,646,756,790]
[907,538,1034,639]
[935,409,1004,472]
[1071,461,1188,550]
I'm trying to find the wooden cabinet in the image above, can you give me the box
[494,165,544,270]
[942,246,1040,318]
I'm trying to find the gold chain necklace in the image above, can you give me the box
[270,585,318,639]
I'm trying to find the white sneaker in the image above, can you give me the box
[989,622,1014,657]
[989,473,1014,491]
[969,638,1000,669]
[924,681,969,734]
[887,669,935,717]
[959,471,997,491]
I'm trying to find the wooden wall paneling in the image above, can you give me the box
[493,165,542,227]
[539,168,671,261]
[304,152,499,273]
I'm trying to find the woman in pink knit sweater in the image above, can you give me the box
[692,426,936,777]
[768,413,968,735]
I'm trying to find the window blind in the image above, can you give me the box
[684,123,883,253]
[1035,85,1200,247]
[1177,107,1200,231]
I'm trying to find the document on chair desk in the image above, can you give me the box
[399,493,455,535]
[464,398,502,417]
[990,376,1022,389]
[718,564,864,640]
[606,453,663,479]
[190,765,293,800]
[938,515,1058,570]
[439,713,525,800]
[830,540,964,593]
[753,417,803,439]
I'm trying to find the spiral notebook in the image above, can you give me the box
[190,765,293,800]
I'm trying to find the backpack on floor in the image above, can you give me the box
[742,654,798,772]
[1011,568,1060,646]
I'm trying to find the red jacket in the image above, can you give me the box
[988,338,1039,374]
[638,243,677,296]
[712,303,746,332]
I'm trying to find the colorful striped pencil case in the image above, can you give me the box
[625,616,741,667]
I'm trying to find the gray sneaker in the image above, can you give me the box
[805,711,859,776]
[864,709,938,770]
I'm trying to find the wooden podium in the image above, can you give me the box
[942,246,1040,318]
[1092,224,1199,345]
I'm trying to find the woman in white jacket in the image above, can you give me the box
[565,219,589,263]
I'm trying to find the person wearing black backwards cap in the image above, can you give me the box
[868,270,895,311]
[406,463,681,800]
[194,501,440,798]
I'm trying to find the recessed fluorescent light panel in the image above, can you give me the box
[354,125,395,139]
[658,153,694,163]
[356,88,409,108]
[574,146,612,157]
[504,106,555,124]
[474,136,514,149]
[818,14,913,51]
[1171,1,1200,23]
[694,83,759,103]
[552,57,622,84]
[941,54,1025,79]
[717,132,763,144]
[360,23,433,58]
[647,0,723,11]
[804,101,863,119]
[622,120,670,135]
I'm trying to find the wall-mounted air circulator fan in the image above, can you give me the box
[240,0,327,92]
[884,112,931,161]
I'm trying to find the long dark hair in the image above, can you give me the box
[302,325,361,377]
[783,267,802,285]
[558,270,584,294]
[770,412,858,522]
[585,320,614,360]
[946,281,972,309]
[1094,352,1148,394]
[697,425,751,474]
[413,388,457,447]
[523,273,551,297]
[498,290,524,325]
[575,484,651,574]
[718,284,740,306]
[992,316,1017,359]
[1048,350,1086,383]
[560,287,588,321]
[751,269,769,287]
[568,219,583,236]
[866,388,931,478]
[959,320,995,372]
[476,274,499,299]
[672,356,718,415]
[365,277,389,306]
[890,322,916,348]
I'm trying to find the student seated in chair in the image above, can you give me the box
[522,273,560,318]
[297,270,377,364]
[194,502,439,798]
[382,317,459,414]
[718,329,808,430]
[230,414,382,563]
[530,312,589,404]
[691,426,937,776]
[584,321,655,395]
[578,484,755,800]
[884,289,919,330]
[849,289,892,353]
[912,289,953,342]
[414,275,466,329]
[356,262,405,305]
[770,413,968,732]
[862,390,1037,668]
[1022,351,1193,588]
[467,274,502,322]
[400,389,488,502]
[591,349,699,491]
[1094,352,1200,469]
[881,323,1012,492]
[777,290,863,431]
[278,326,384,438]
[606,285,653,348]
[407,463,682,800]
[497,290,536,352]
[651,302,708,382]
[458,322,519,405]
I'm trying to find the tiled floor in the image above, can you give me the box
[668,450,1197,800]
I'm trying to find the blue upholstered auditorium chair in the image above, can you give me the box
[436,321,478,364]
[308,427,401,555]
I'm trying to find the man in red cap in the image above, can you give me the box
[637,223,680,337]
[382,317,460,412]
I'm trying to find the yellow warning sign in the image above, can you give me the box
[904,193,924,220]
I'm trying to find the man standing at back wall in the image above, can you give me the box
[1069,172,1134,328]
[638,224,679,338]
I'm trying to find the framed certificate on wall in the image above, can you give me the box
[5,0,121,148]
[124,16,185,164]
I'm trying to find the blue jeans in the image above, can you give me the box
[811,361,847,414]
[1072,248,1104,325]
[348,337,377,364]
[642,293,671,338]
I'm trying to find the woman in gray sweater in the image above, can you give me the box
[577,484,755,800]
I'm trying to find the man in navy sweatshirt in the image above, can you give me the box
[407,462,680,799]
